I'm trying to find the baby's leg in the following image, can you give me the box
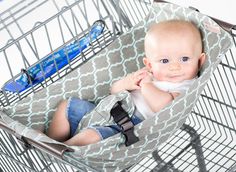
[64,128,101,146]
[48,98,96,142]
[64,125,121,146]
[47,100,70,142]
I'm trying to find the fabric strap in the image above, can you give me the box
[110,101,139,146]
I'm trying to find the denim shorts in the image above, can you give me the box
[66,97,143,140]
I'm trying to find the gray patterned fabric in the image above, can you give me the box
[0,2,233,172]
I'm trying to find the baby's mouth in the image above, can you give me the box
[169,74,183,78]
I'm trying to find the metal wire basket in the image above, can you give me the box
[0,0,235,171]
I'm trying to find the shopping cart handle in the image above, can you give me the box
[0,120,16,135]
[0,120,73,158]
[21,136,74,158]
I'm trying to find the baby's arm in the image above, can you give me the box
[110,68,147,94]
[141,82,179,113]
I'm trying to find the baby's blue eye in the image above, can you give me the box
[181,56,190,62]
[160,59,169,64]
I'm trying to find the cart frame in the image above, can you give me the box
[1,0,236,171]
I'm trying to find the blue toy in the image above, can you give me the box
[3,20,105,93]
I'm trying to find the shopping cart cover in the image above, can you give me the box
[1,2,233,172]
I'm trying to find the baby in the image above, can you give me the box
[47,20,206,146]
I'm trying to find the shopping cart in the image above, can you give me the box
[0,0,235,171]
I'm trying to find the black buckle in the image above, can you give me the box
[110,101,139,146]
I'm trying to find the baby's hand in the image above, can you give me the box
[124,68,147,91]
[110,68,148,94]
[139,71,153,87]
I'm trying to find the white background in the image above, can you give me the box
[2,0,236,23]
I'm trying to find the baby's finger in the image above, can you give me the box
[140,67,149,73]
[138,72,148,80]
[132,84,141,90]
[135,70,147,78]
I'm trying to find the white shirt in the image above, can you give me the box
[131,78,196,119]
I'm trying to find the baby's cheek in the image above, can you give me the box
[152,72,162,80]
[187,66,199,77]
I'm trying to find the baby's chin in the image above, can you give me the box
[161,77,191,83]
[154,74,195,83]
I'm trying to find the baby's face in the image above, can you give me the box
[144,26,205,83]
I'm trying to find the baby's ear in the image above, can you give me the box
[143,57,152,70]
[198,53,206,69]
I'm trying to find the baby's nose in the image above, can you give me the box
[169,62,181,71]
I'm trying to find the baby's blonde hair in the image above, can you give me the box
[145,20,203,54]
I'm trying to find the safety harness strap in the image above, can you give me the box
[110,101,139,146]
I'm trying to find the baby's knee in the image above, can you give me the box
[57,99,68,110]
[61,99,68,105]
